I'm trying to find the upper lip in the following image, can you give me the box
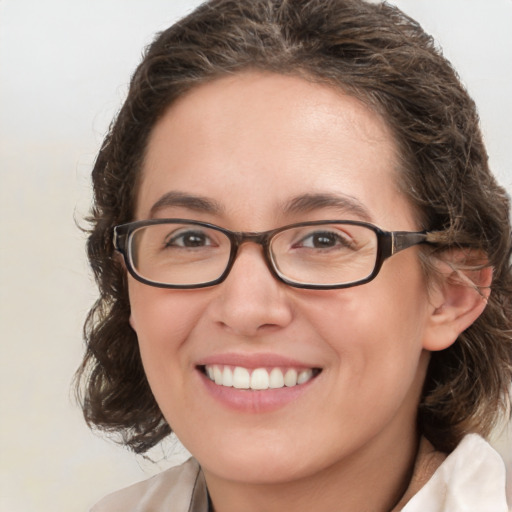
[196,352,321,370]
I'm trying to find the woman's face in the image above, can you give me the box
[129,72,435,485]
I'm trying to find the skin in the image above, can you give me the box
[128,72,488,512]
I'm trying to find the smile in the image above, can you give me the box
[202,365,321,390]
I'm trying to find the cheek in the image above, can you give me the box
[130,280,204,336]
[301,258,430,392]
[128,281,208,380]
[127,283,218,433]
[305,283,428,351]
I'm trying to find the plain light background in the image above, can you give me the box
[0,1,511,511]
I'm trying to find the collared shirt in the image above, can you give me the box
[91,434,509,511]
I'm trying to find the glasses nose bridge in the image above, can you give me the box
[228,230,275,271]
[232,229,275,252]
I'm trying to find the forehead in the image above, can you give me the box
[137,72,415,230]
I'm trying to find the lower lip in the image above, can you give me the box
[197,369,318,413]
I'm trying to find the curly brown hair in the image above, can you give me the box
[76,0,512,454]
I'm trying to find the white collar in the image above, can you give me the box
[402,434,508,511]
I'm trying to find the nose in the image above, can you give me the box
[207,243,294,337]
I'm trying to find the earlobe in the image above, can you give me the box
[422,258,492,352]
[129,314,137,332]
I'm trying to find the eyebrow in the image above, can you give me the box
[149,190,373,222]
[149,191,224,218]
[283,192,373,222]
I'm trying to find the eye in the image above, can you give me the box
[294,230,353,250]
[165,229,215,248]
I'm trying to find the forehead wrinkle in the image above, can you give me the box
[282,193,374,222]
[149,191,225,218]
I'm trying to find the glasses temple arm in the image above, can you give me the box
[391,232,429,254]
[112,227,127,252]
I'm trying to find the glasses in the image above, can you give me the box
[113,219,430,290]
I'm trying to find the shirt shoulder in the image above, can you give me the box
[402,434,509,512]
[90,457,208,512]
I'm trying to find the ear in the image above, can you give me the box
[129,313,137,332]
[117,254,138,331]
[422,251,493,351]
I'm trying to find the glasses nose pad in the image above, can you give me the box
[264,232,294,284]
[263,241,284,281]
[216,242,240,283]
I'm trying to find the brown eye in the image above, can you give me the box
[294,230,353,250]
[166,230,214,248]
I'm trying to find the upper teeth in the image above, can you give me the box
[205,365,315,390]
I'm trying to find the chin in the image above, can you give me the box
[200,451,318,485]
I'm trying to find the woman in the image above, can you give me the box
[77,0,512,510]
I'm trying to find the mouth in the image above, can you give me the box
[199,364,322,391]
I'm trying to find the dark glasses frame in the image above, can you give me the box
[113,218,430,289]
